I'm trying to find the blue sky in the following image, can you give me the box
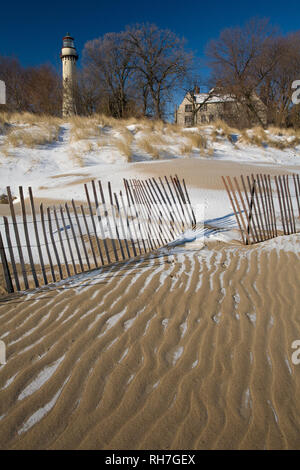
[1,0,299,73]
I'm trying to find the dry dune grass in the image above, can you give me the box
[3,125,60,149]
[0,113,10,135]
[212,120,239,146]
[68,148,85,167]
[69,116,101,142]
[179,143,194,156]
[113,129,134,162]
[239,128,266,147]
[2,112,61,129]
[268,126,300,138]
[138,136,160,159]
[238,125,300,149]
[0,112,61,152]
[182,131,207,153]
[1,112,300,162]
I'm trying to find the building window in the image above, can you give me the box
[200,104,207,112]
[185,104,193,112]
[185,116,193,126]
[201,115,206,123]
[209,114,215,123]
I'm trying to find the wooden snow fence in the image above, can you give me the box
[0,175,196,294]
[222,174,300,245]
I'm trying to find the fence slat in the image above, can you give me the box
[124,180,146,255]
[251,175,266,241]
[240,176,259,243]
[159,177,181,235]
[296,175,300,217]
[19,186,39,288]
[164,176,185,234]
[84,183,104,266]
[151,178,177,241]
[7,186,29,290]
[3,216,20,291]
[29,187,47,285]
[72,199,91,270]
[222,177,246,245]
[130,181,154,252]
[262,174,275,238]
[228,177,250,244]
[274,176,287,235]
[65,202,84,272]
[174,175,194,228]
[139,180,164,247]
[114,192,131,258]
[80,204,98,268]
[233,176,256,244]
[131,182,152,253]
[293,174,300,219]
[170,177,189,229]
[124,180,141,255]
[91,180,110,264]
[0,231,14,294]
[98,181,119,262]
[258,174,272,239]
[110,183,127,259]
[47,207,63,281]
[146,179,171,244]
[256,174,270,239]
[246,176,263,242]
[119,190,137,257]
[182,178,196,227]
[40,203,56,283]
[267,175,277,238]
[53,206,71,278]
[60,205,77,275]
[284,176,296,234]
[278,176,290,235]
[133,180,159,251]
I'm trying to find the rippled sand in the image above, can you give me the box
[0,241,300,449]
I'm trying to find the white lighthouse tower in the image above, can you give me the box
[60,33,78,117]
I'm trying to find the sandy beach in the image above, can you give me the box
[0,232,300,449]
[1,120,300,449]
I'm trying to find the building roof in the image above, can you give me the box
[194,93,236,104]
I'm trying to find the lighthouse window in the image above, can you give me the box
[63,38,74,48]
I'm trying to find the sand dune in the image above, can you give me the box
[0,239,300,450]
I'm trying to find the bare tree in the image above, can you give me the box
[82,32,136,118]
[24,64,61,115]
[259,32,300,126]
[0,56,62,115]
[125,23,193,120]
[206,18,280,127]
[0,56,26,112]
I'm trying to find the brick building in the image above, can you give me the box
[176,88,267,128]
